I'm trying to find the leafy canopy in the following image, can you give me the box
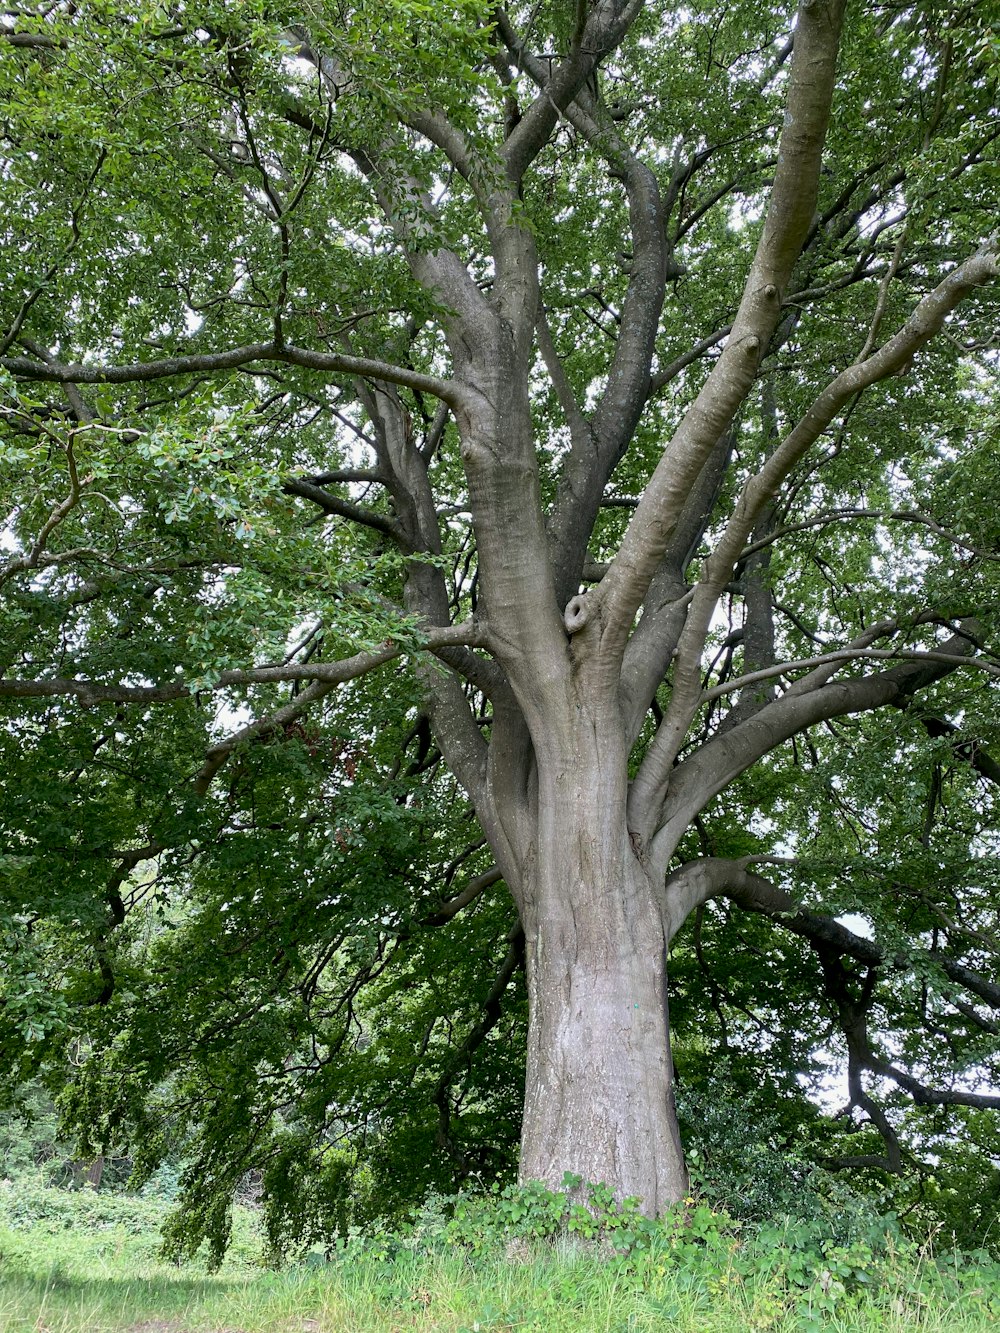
[1,0,999,1257]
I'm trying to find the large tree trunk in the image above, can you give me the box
[516,722,688,1213]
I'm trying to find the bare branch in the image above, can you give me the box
[649,325,731,395]
[192,679,335,796]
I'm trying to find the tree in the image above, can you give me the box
[1,0,999,1242]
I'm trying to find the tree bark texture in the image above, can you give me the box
[516,717,687,1209]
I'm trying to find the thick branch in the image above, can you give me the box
[192,679,336,796]
[648,623,987,865]
[592,0,846,660]
[2,342,462,406]
[631,244,1000,831]
[702,646,1000,704]
[497,0,648,183]
[620,433,733,737]
[544,89,668,605]
[282,478,406,543]
[664,855,1000,1020]
[423,866,504,926]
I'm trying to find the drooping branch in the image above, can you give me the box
[191,679,338,796]
[423,865,504,927]
[668,856,1000,1009]
[433,920,525,1168]
[662,857,1000,1119]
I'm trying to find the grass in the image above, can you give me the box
[1,1184,998,1331]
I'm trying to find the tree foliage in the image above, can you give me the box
[1,0,999,1256]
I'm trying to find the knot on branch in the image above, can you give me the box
[563,593,590,635]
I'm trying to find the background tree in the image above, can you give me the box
[1,0,999,1254]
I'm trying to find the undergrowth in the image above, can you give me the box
[0,1175,998,1330]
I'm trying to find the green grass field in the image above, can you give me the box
[1,1183,998,1331]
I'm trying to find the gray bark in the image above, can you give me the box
[516,709,686,1208]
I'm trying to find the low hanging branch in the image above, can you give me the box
[663,857,1000,1119]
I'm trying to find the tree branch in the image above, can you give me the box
[282,478,406,543]
[630,243,1000,833]
[543,85,669,605]
[701,646,1000,705]
[497,0,649,183]
[591,0,847,661]
[423,865,504,926]
[0,150,106,358]
[0,621,484,707]
[664,854,1000,1023]
[647,622,989,867]
[2,342,463,406]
